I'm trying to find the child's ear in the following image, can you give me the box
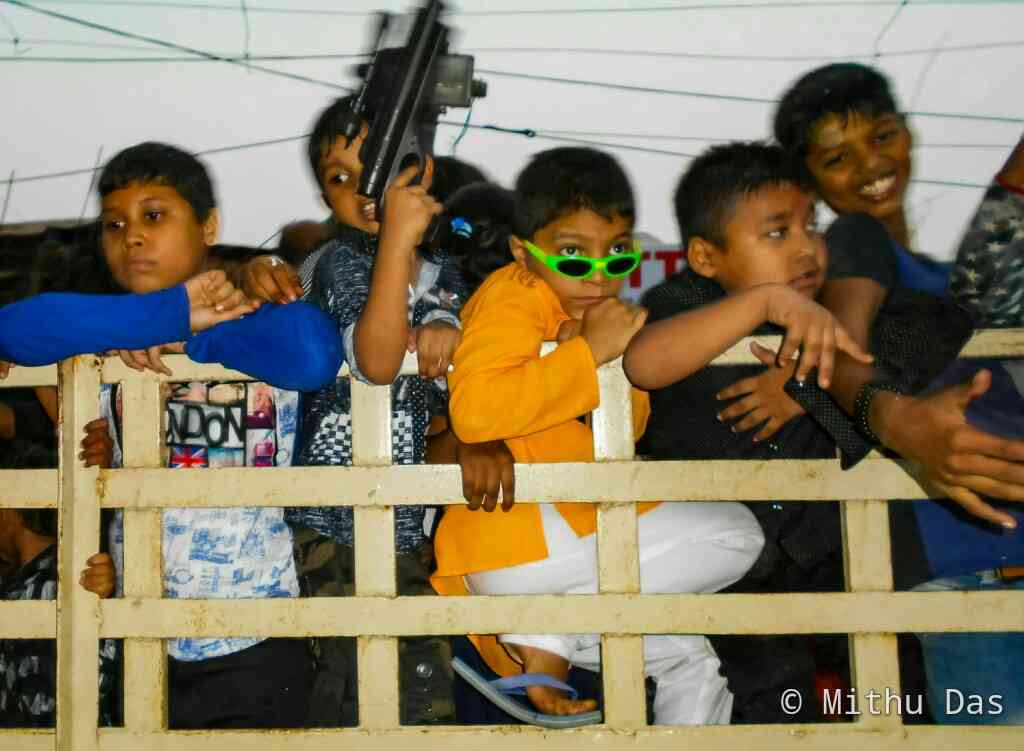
[201,209,220,246]
[686,236,719,280]
[509,236,528,265]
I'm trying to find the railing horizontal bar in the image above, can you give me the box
[0,731,54,751]
[0,601,56,638]
[97,457,934,507]
[97,591,1023,639]
[0,469,57,507]
[3,329,1023,393]
[0,364,57,387]
[93,725,1024,751]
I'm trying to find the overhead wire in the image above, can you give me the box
[2,0,354,91]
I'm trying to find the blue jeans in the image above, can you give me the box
[913,571,1024,724]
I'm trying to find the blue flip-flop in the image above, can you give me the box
[451,656,603,728]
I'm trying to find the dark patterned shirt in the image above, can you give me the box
[949,182,1024,327]
[0,545,118,727]
[289,226,469,551]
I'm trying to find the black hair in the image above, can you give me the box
[774,63,899,158]
[674,141,814,247]
[513,147,634,239]
[307,95,378,189]
[98,142,216,222]
[0,439,57,537]
[444,182,516,294]
[0,223,114,307]
[432,157,489,205]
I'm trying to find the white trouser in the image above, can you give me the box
[465,501,764,725]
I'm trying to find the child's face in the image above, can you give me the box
[318,122,380,236]
[804,111,912,223]
[100,183,217,293]
[512,208,634,320]
[693,184,826,298]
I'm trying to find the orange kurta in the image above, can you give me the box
[431,263,656,676]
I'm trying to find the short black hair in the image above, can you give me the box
[98,142,216,222]
[444,182,516,294]
[774,63,899,158]
[513,147,634,239]
[675,141,813,247]
[432,156,488,205]
[307,95,377,189]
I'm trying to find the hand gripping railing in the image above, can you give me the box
[1,329,1023,750]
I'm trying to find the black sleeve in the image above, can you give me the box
[825,212,898,288]
[641,270,725,324]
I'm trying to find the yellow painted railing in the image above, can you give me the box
[1,329,1023,750]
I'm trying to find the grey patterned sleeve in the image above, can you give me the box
[308,237,375,384]
[948,184,1024,327]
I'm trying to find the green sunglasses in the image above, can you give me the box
[523,239,643,280]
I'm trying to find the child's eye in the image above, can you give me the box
[102,219,123,232]
[823,153,845,169]
[329,171,350,185]
[876,129,897,145]
[145,210,162,222]
[766,228,787,240]
[558,246,582,257]
[609,242,632,256]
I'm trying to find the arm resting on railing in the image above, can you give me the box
[185,301,344,392]
[0,286,190,366]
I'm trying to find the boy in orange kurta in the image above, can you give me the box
[432,148,770,724]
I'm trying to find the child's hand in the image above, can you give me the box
[408,320,461,379]
[0,361,11,379]
[185,269,260,333]
[457,438,516,512]
[580,299,648,366]
[240,254,303,304]
[378,157,443,254]
[79,418,113,468]
[79,553,115,598]
[556,319,582,343]
[715,342,806,442]
[761,284,872,388]
[111,342,184,377]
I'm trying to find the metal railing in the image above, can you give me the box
[1,329,1023,750]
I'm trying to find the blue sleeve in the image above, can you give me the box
[0,286,190,366]
[184,301,344,391]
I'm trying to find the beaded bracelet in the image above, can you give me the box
[852,381,905,445]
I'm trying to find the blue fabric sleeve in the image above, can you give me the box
[0,286,190,366]
[184,301,344,391]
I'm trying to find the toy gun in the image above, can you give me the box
[348,0,487,246]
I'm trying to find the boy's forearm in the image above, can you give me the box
[354,242,412,384]
[624,286,770,390]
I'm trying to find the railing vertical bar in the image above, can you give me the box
[593,361,646,728]
[119,379,167,731]
[843,499,902,728]
[56,356,102,751]
[351,378,400,729]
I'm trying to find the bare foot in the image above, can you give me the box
[510,644,599,716]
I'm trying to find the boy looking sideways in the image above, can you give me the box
[96,142,343,729]
[288,96,490,726]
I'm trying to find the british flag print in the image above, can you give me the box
[170,445,208,469]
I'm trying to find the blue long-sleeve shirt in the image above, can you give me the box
[0,286,343,391]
